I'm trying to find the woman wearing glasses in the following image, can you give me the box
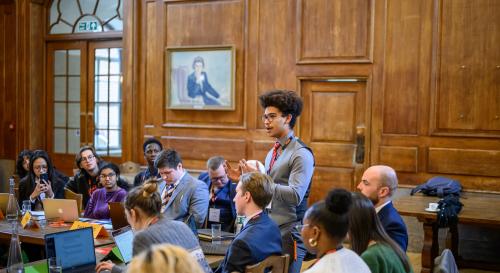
[67,146,129,208]
[300,189,370,273]
[18,150,67,211]
[84,163,127,219]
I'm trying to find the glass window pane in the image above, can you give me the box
[108,103,121,129]
[108,130,121,148]
[68,50,81,75]
[54,50,67,75]
[95,49,109,75]
[59,0,80,26]
[95,1,118,23]
[68,76,80,101]
[50,2,58,26]
[109,76,121,102]
[80,0,98,14]
[95,103,109,129]
[94,129,108,153]
[68,129,81,154]
[54,129,67,153]
[109,48,122,74]
[95,76,109,102]
[54,103,67,127]
[50,23,73,35]
[54,76,66,101]
[67,103,80,128]
[103,17,123,32]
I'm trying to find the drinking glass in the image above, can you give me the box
[211,224,222,244]
[22,200,31,215]
[48,257,62,273]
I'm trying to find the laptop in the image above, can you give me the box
[199,239,230,255]
[43,199,79,222]
[45,227,96,273]
[109,202,129,230]
[112,226,134,264]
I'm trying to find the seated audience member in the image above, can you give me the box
[15,149,33,179]
[215,172,282,273]
[18,150,67,211]
[134,138,163,187]
[128,244,205,273]
[95,179,211,273]
[198,156,236,232]
[84,163,127,219]
[66,146,129,208]
[300,189,370,273]
[155,149,209,229]
[357,165,409,251]
[349,193,414,273]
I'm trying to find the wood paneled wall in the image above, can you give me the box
[2,0,499,203]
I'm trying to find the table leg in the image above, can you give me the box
[421,221,439,273]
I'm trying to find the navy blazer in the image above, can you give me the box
[215,212,282,273]
[198,172,237,231]
[378,201,408,251]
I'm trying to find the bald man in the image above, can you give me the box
[357,165,408,251]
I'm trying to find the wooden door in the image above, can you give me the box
[300,80,370,205]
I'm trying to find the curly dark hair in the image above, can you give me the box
[16,149,33,178]
[142,138,163,152]
[259,90,303,129]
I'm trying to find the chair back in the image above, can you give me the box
[64,187,83,213]
[434,249,459,273]
[245,254,289,273]
[119,161,140,174]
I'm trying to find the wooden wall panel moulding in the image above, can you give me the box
[310,142,355,168]
[161,122,246,130]
[311,91,356,142]
[296,0,374,64]
[428,148,500,177]
[249,140,274,163]
[309,166,354,205]
[378,146,418,173]
[160,136,246,162]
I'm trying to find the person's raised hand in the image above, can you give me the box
[224,160,242,182]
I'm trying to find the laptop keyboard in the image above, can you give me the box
[200,241,229,255]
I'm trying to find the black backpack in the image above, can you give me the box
[437,195,463,228]
[410,176,462,197]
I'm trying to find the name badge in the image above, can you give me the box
[208,208,221,223]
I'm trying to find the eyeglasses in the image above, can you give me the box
[210,175,227,183]
[81,154,95,162]
[34,165,48,171]
[295,223,309,231]
[261,113,282,122]
[99,173,116,180]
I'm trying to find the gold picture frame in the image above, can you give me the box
[165,45,235,110]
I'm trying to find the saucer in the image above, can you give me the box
[424,208,439,212]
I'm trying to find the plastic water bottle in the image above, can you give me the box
[234,215,245,234]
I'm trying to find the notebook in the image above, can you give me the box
[109,202,129,230]
[44,227,97,273]
[43,199,79,222]
[112,226,134,264]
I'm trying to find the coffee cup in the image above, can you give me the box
[428,202,439,211]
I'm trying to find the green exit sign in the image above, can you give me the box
[78,21,99,32]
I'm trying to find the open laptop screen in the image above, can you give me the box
[112,226,134,264]
[45,227,96,270]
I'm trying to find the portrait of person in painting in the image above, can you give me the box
[187,56,220,105]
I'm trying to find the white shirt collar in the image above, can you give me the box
[375,200,392,213]
[243,210,263,227]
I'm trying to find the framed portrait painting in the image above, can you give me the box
[165,45,235,110]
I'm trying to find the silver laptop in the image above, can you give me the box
[112,226,134,264]
[43,199,79,222]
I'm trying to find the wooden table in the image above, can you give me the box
[0,220,114,247]
[393,193,500,273]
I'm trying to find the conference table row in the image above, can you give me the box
[0,220,227,271]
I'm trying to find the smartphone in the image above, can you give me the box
[40,173,49,183]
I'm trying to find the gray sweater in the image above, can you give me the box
[111,217,212,273]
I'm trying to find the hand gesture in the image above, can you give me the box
[96,260,115,273]
[43,180,54,198]
[30,180,44,200]
[239,159,259,173]
[224,160,242,182]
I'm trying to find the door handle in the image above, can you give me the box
[355,125,365,164]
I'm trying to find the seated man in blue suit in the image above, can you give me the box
[357,165,409,251]
[156,149,209,230]
[198,156,237,232]
[215,172,282,273]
